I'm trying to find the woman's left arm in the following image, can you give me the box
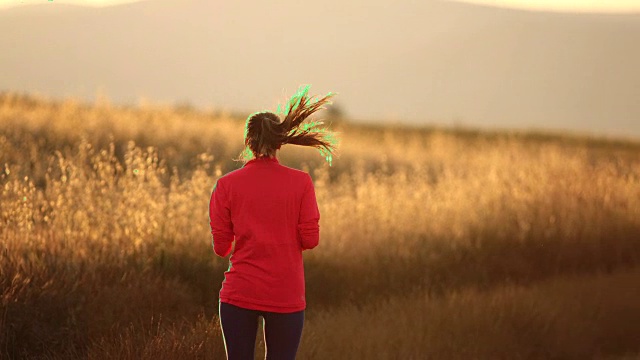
[209,179,234,257]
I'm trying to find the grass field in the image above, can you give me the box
[1,92,639,359]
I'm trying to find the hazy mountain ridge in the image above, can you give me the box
[1,0,639,137]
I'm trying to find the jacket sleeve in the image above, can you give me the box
[209,179,234,257]
[298,174,320,250]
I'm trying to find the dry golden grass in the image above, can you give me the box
[1,92,640,359]
[300,267,640,360]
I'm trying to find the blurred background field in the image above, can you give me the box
[1,92,640,359]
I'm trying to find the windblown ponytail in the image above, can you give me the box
[234,85,341,166]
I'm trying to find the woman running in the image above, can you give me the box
[209,85,340,360]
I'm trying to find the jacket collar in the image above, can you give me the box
[244,156,279,167]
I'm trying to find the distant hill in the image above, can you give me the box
[1,0,639,138]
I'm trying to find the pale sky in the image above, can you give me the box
[2,0,640,12]
[454,0,640,13]
[0,0,145,9]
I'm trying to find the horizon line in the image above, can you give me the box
[3,0,640,14]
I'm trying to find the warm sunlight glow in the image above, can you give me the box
[0,0,145,9]
[452,0,640,13]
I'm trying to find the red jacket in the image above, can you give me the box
[209,156,320,313]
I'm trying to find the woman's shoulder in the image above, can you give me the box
[279,164,310,177]
[213,169,239,189]
[220,163,310,185]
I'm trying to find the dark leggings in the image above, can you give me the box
[218,301,305,360]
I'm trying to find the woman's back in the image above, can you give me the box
[210,156,320,313]
[211,85,340,359]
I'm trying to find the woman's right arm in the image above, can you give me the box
[298,174,320,251]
